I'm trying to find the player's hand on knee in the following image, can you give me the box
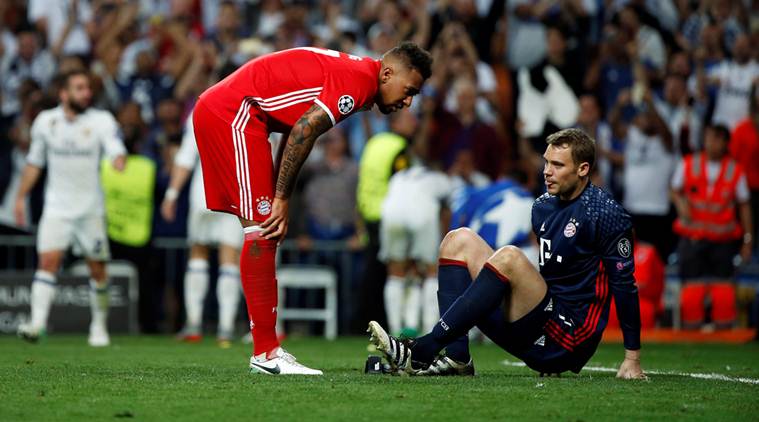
[616,357,647,380]
[261,198,289,242]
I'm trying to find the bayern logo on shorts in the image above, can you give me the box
[338,95,354,115]
[256,197,272,216]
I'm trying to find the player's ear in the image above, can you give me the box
[381,64,393,84]
[577,162,590,178]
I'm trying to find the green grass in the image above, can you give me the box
[1,336,757,421]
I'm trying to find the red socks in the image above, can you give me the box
[240,229,280,357]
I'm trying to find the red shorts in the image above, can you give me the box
[193,98,274,222]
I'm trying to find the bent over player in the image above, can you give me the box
[15,70,126,346]
[193,42,432,375]
[369,128,646,379]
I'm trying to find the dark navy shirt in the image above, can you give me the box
[532,183,641,350]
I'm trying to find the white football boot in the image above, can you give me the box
[88,323,111,347]
[249,347,323,375]
[414,356,475,376]
[367,321,417,374]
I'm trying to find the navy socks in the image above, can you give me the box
[412,263,509,365]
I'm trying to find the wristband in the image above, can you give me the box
[165,187,179,201]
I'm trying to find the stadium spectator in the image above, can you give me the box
[655,73,704,156]
[27,0,93,58]
[298,128,359,245]
[700,34,759,130]
[672,124,753,330]
[15,70,126,346]
[575,94,619,196]
[1,29,55,118]
[610,85,676,262]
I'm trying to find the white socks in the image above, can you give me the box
[384,275,405,335]
[30,270,56,331]
[216,264,241,337]
[422,276,439,332]
[403,280,422,332]
[89,278,110,327]
[184,259,210,331]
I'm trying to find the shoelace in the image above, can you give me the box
[280,350,307,368]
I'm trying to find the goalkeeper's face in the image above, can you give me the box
[62,74,93,114]
[376,63,423,114]
[543,144,589,199]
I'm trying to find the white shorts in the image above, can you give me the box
[37,214,110,260]
[187,208,243,249]
[378,219,441,265]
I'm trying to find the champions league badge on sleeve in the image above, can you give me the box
[617,238,632,257]
[338,95,354,115]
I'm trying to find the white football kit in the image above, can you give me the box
[175,113,243,249]
[379,165,451,265]
[27,106,126,259]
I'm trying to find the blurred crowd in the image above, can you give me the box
[1,0,758,334]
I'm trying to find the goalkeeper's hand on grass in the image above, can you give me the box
[617,349,648,380]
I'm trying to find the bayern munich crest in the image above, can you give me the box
[563,222,577,238]
[256,197,272,216]
[338,95,354,115]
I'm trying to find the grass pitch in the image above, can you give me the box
[1,335,757,421]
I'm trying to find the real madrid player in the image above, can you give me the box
[15,70,126,347]
[369,129,646,379]
[192,42,432,374]
[161,112,243,348]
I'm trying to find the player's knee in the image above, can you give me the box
[88,262,107,281]
[38,254,61,273]
[488,245,526,273]
[439,228,478,259]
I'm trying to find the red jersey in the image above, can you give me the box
[199,47,382,132]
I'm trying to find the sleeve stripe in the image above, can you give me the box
[313,99,335,126]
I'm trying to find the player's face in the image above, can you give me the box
[62,74,92,114]
[377,66,423,114]
[543,144,589,198]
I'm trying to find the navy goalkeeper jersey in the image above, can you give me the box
[532,183,641,350]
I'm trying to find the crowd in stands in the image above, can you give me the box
[0,0,757,334]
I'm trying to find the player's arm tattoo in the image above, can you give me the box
[275,104,332,199]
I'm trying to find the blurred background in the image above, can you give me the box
[0,0,757,340]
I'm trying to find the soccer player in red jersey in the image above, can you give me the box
[192,42,432,375]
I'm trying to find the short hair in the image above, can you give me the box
[386,41,433,80]
[706,124,730,141]
[60,69,90,88]
[546,128,596,170]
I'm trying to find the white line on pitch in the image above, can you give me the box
[501,360,759,385]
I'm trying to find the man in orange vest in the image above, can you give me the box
[671,124,754,330]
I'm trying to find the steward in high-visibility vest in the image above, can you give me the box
[357,132,409,223]
[101,155,156,247]
[673,152,745,242]
[671,124,754,330]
